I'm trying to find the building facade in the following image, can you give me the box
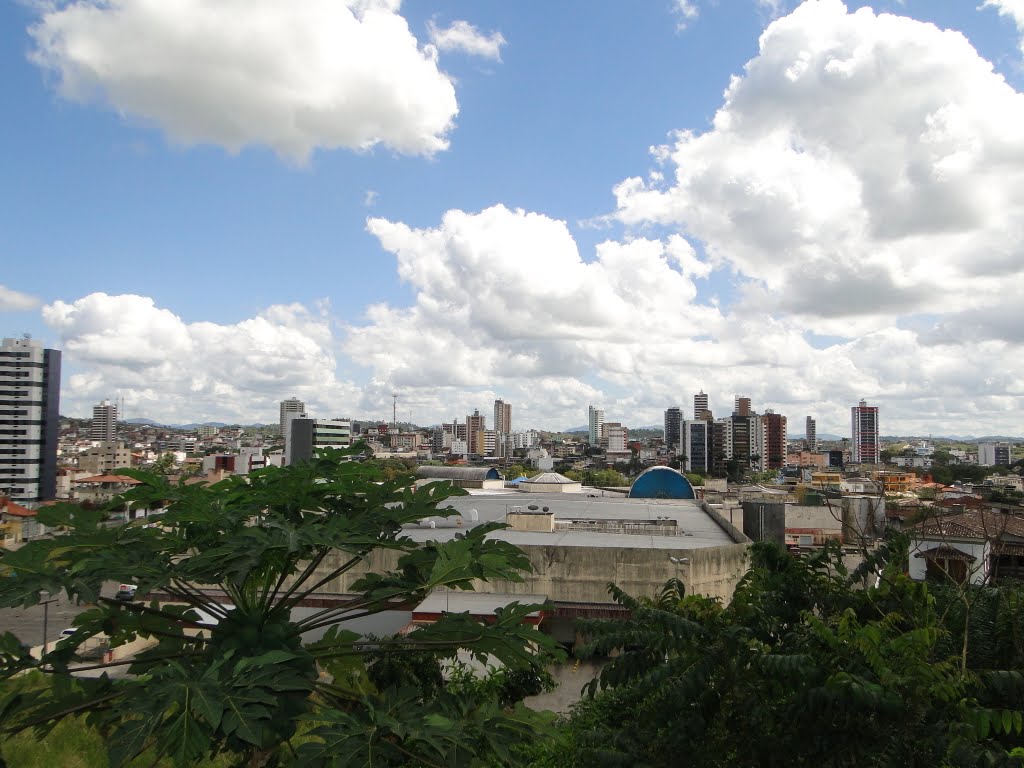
[493,399,511,458]
[693,391,710,421]
[279,397,305,436]
[851,399,880,464]
[978,442,1011,467]
[805,416,817,452]
[760,412,788,470]
[90,399,117,442]
[664,407,682,452]
[466,410,486,456]
[588,405,605,445]
[0,337,61,503]
[682,419,709,473]
[286,418,352,465]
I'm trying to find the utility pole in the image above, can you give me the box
[41,596,56,654]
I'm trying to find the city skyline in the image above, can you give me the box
[2,2,1024,435]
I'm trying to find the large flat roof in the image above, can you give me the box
[402,490,736,550]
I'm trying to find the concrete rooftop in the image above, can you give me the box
[402,490,735,550]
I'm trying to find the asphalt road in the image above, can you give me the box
[0,583,121,650]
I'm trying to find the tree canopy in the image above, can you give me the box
[538,537,1024,767]
[0,447,559,767]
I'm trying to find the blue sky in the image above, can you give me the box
[2,0,1023,436]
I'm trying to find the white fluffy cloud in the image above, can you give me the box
[346,199,1024,434]
[0,285,40,312]
[42,293,363,425]
[29,0,459,161]
[614,0,1024,340]
[427,20,505,60]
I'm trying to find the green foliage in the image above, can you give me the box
[562,536,1024,767]
[0,446,561,767]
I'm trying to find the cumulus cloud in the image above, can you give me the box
[29,0,458,162]
[613,0,1024,340]
[0,285,40,312]
[427,19,505,59]
[346,188,1023,433]
[42,293,363,424]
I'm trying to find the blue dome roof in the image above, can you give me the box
[627,466,696,499]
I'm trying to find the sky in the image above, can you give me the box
[2,0,1024,437]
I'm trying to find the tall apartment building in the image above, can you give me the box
[709,421,729,476]
[805,416,817,452]
[588,405,605,445]
[0,337,61,503]
[90,399,117,442]
[693,391,710,421]
[729,413,757,467]
[279,397,305,436]
[760,412,788,470]
[681,419,709,473]
[493,399,511,434]
[466,410,486,456]
[493,399,511,457]
[734,396,752,417]
[851,399,880,464]
[664,407,683,451]
[286,418,352,465]
[979,442,1011,467]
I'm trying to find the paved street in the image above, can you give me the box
[0,583,120,650]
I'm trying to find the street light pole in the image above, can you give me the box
[40,596,56,654]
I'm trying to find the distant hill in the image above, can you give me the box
[122,419,271,429]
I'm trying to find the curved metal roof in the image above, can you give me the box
[627,466,696,500]
[415,466,501,481]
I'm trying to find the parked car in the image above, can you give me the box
[114,583,138,601]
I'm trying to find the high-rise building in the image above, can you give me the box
[851,399,880,464]
[664,407,683,451]
[681,419,709,473]
[693,391,710,421]
[709,420,729,476]
[760,412,788,470]
[493,399,511,435]
[805,416,817,452]
[730,413,758,470]
[90,399,117,442]
[493,399,511,458]
[979,442,1011,467]
[279,397,305,436]
[0,337,61,503]
[588,405,605,445]
[466,409,486,456]
[734,396,752,417]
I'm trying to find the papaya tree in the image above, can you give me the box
[0,446,560,767]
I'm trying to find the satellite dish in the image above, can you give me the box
[542,506,549,512]
[468,509,479,522]
[527,504,539,511]
[429,520,436,529]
